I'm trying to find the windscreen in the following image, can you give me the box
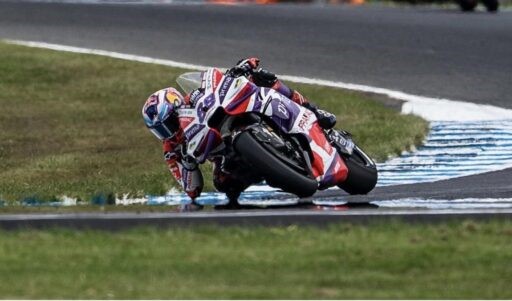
[176,72,202,95]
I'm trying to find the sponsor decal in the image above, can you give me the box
[219,77,234,102]
[189,89,204,104]
[182,170,190,190]
[185,124,206,140]
[234,78,242,89]
[276,99,289,119]
[188,140,198,152]
[205,69,213,91]
[298,110,313,131]
[331,132,355,154]
[177,108,195,117]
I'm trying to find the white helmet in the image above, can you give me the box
[142,87,184,140]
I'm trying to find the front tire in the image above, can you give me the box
[338,145,378,195]
[234,130,318,198]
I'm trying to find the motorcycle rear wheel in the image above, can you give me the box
[234,130,318,198]
[338,145,378,195]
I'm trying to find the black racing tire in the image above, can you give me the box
[457,0,478,11]
[338,145,378,195]
[482,0,499,11]
[233,131,318,198]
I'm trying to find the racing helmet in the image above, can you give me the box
[142,87,184,140]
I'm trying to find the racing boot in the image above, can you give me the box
[211,156,266,210]
[211,158,245,210]
[213,191,243,210]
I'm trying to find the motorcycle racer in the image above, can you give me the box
[142,58,339,207]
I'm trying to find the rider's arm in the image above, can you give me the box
[226,57,309,105]
[163,140,203,200]
[228,58,337,129]
[269,78,309,106]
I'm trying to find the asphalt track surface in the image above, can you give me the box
[1,1,511,107]
[1,209,512,230]
[0,1,511,226]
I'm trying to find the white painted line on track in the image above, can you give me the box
[4,39,512,207]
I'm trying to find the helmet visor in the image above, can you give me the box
[148,116,180,140]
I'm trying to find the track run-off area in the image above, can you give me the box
[5,39,512,212]
[1,1,512,225]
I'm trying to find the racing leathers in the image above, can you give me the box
[163,58,337,203]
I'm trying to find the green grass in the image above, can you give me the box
[0,220,510,299]
[0,42,428,202]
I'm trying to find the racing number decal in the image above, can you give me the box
[277,100,289,119]
[196,94,215,123]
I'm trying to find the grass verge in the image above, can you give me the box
[0,42,428,202]
[0,220,510,299]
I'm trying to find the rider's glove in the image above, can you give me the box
[237,57,260,70]
[304,102,337,129]
[252,68,278,87]
[226,57,260,77]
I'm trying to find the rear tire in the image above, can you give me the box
[338,146,378,195]
[234,131,318,198]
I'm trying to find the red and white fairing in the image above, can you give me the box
[178,68,347,188]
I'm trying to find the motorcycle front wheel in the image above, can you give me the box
[233,130,318,198]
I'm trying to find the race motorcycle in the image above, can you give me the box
[176,68,378,198]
